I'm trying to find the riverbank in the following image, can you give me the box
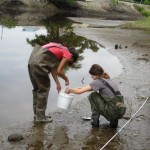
[0,18,149,149]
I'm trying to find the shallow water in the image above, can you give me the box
[0,18,123,128]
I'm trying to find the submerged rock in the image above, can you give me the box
[8,133,24,142]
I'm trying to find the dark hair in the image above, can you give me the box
[68,47,79,64]
[89,64,110,79]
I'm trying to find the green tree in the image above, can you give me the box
[0,16,17,28]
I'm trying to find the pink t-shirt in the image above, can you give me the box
[42,42,72,60]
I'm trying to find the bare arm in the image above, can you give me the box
[57,57,69,86]
[51,69,61,93]
[65,85,92,94]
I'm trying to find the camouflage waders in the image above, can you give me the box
[28,44,59,121]
[89,92,126,127]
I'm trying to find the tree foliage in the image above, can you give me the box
[133,0,150,4]
[144,0,150,4]
[26,16,103,70]
[121,0,150,4]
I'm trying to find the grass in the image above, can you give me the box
[121,5,150,31]
[134,5,150,17]
[141,9,150,16]
[121,17,150,30]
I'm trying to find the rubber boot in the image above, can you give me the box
[33,106,36,121]
[34,90,52,123]
[109,119,118,128]
[91,113,100,128]
[35,108,52,123]
[33,91,38,121]
[33,108,52,121]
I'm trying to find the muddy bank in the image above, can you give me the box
[0,18,150,149]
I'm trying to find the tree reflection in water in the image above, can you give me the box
[27,16,104,71]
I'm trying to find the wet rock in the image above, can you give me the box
[115,44,123,49]
[133,133,138,137]
[115,44,118,49]
[137,58,149,62]
[142,54,148,56]
[119,44,122,49]
[136,115,145,121]
[8,133,24,142]
[122,116,130,120]
[136,118,143,121]
[146,136,150,140]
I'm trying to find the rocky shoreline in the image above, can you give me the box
[0,0,145,20]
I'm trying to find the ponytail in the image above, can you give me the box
[101,72,110,79]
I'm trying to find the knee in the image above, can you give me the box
[89,92,99,102]
[89,91,99,97]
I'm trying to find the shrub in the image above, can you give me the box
[141,10,150,16]
[144,0,150,5]
[134,5,144,12]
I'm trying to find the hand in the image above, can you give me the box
[65,88,70,94]
[65,79,69,86]
[56,84,61,93]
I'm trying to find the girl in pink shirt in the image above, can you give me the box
[28,42,79,123]
[42,42,71,60]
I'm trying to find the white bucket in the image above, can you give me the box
[57,90,74,109]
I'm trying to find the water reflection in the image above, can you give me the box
[0,15,123,128]
[26,124,69,150]
[26,16,103,70]
[0,16,18,40]
[26,123,50,149]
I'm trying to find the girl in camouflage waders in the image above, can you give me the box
[28,42,79,123]
[65,64,126,128]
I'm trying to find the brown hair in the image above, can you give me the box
[89,64,110,79]
[68,47,79,65]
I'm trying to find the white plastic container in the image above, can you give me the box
[57,90,74,109]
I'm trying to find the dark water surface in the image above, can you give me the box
[0,16,123,128]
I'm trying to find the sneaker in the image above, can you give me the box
[35,117,53,123]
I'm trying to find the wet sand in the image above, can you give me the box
[0,18,150,150]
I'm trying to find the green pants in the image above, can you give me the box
[28,44,59,119]
[89,92,126,121]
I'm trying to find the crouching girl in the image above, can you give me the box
[65,64,126,128]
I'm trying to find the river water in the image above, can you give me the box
[0,16,123,128]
